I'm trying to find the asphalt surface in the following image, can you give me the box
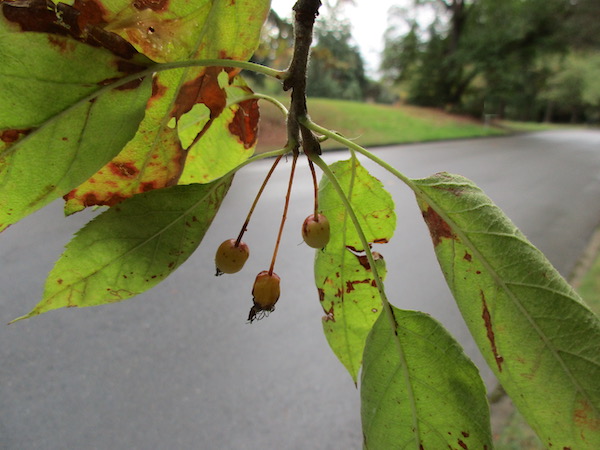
[1,130,600,450]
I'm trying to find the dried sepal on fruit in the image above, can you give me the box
[215,239,250,275]
[302,213,330,249]
[248,270,281,323]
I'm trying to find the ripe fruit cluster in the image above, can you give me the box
[214,154,331,323]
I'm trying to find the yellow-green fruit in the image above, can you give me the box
[302,213,330,249]
[251,270,281,312]
[215,239,249,275]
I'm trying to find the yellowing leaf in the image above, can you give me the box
[315,158,396,381]
[63,0,268,213]
[106,6,202,63]
[0,10,152,232]
[63,68,190,214]
[179,76,259,184]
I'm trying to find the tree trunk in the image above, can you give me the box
[544,101,554,123]
[441,0,472,108]
[498,100,506,120]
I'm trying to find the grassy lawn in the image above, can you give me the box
[498,120,579,132]
[256,96,505,152]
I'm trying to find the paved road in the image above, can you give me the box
[1,130,600,449]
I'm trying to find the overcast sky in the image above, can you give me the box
[270,0,404,75]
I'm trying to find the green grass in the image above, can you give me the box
[498,120,575,132]
[308,98,505,144]
[256,96,505,152]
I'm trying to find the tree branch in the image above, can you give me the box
[283,0,322,157]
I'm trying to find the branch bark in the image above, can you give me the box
[284,0,322,157]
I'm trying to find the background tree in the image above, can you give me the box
[381,0,599,122]
[304,0,369,101]
[251,1,373,101]
[246,9,294,88]
[382,0,476,108]
[541,53,600,123]
[306,20,368,100]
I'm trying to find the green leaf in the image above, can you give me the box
[316,158,396,382]
[413,172,600,449]
[63,0,268,212]
[0,17,152,231]
[12,178,231,322]
[64,69,260,213]
[361,306,492,449]
[106,0,271,63]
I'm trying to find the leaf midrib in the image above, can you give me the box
[46,182,225,302]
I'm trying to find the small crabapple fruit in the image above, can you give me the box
[214,239,249,275]
[248,270,281,322]
[302,213,330,249]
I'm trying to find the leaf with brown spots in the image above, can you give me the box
[361,306,492,449]
[0,11,152,231]
[63,0,269,213]
[106,0,269,64]
[11,177,232,322]
[63,68,188,215]
[315,158,395,382]
[413,172,600,448]
[2,0,139,59]
[178,74,259,184]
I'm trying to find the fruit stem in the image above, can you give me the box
[236,154,284,246]
[308,158,319,220]
[269,152,299,275]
